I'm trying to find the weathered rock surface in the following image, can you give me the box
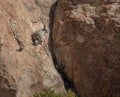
[52,0,120,97]
[0,0,65,97]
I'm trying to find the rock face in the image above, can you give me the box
[0,0,65,97]
[52,0,120,97]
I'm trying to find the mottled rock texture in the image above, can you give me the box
[0,0,65,97]
[52,0,120,97]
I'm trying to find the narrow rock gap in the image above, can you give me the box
[51,54,79,97]
[48,1,79,97]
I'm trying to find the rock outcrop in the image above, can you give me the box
[52,0,120,97]
[0,0,65,97]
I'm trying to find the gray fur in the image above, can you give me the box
[31,26,48,46]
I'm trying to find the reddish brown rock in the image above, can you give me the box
[0,0,65,97]
[52,0,120,97]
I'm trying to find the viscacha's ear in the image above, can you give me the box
[42,24,46,30]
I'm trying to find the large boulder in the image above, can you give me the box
[52,0,120,97]
[0,0,65,97]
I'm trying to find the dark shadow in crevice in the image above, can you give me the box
[48,1,79,97]
[51,53,79,97]
[48,0,57,59]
